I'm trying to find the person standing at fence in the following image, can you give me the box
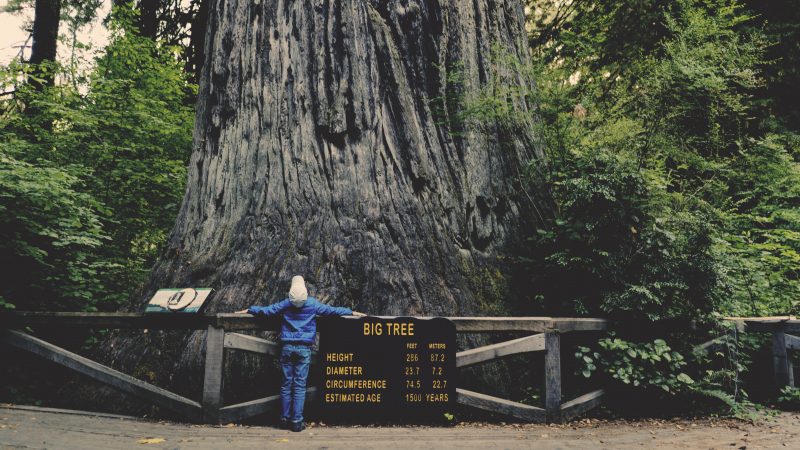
[235,275,365,432]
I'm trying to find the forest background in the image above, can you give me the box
[1,0,799,417]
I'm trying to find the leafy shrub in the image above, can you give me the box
[0,154,107,310]
[777,386,800,408]
[526,151,721,321]
[576,336,694,394]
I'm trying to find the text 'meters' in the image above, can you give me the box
[318,317,456,422]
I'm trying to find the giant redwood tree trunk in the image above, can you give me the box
[93,0,545,410]
[165,0,542,314]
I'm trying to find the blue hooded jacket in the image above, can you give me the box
[247,297,352,344]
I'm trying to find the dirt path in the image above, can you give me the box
[1,405,798,449]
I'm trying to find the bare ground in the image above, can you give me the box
[1,404,798,449]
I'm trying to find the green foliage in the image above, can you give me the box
[777,386,800,408]
[691,387,761,420]
[528,0,676,93]
[466,4,735,322]
[60,7,195,294]
[526,149,721,320]
[510,0,800,322]
[453,0,800,416]
[716,134,800,316]
[0,154,107,311]
[0,5,195,310]
[576,336,694,393]
[575,328,761,417]
[739,0,800,132]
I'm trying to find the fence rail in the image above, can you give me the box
[0,311,607,333]
[725,316,800,390]
[0,312,608,424]
[5,312,798,424]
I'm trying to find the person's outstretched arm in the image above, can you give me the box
[234,299,291,316]
[315,301,366,317]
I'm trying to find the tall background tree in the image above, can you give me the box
[110,0,209,82]
[28,0,61,90]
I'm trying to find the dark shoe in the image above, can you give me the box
[291,421,305,432]
[278,418,289,430]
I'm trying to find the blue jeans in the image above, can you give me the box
[280,343,312,423]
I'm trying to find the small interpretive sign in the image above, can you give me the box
[144,288,213,314]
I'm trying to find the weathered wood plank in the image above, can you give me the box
[693,336,728,354]
[0,330,202,421]
[202,325,226,423]
[784,334,800,351]
[220,315,562,332]
[450,317,607,333]
[544,331,562,422]
[550,318,608,332]
[560,389,604,421]
[223,333,280,356]
[0,312,212,329]
[450,318,554,333]
[217,388,318,423]
[1,312,608,333]
[214,314,281,331]
[223,333,322,361]
[218,395,280,424]
[0,313,607,337]
[456,334,545,368]
[724,316,796,322]
[216,315,609,332]
[734,319,800,333]
[455,388,546,422]
[215,315,570,332]
[773,331,795,389]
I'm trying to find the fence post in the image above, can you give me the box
[544,331,561,422]
[202,324,226,423]
[772,330,794,390]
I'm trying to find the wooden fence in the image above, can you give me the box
[0,312,607,424]
[725,317,800,389]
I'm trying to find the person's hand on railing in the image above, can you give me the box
[351,311,367,317]
[234,309,249,314]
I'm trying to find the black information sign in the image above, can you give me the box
[318,317,456,422]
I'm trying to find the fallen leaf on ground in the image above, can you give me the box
[137,437,166,444]
[275,438,289,443]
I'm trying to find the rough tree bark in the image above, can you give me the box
[93,0,545,410]
[29,0,61,91]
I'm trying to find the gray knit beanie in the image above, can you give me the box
[288,275,308,307]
